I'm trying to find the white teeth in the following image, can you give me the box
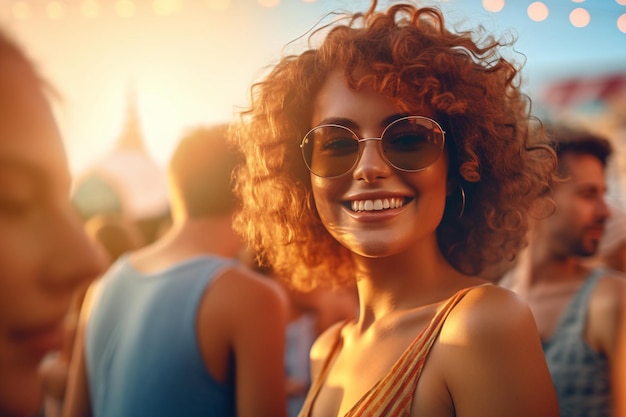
[351,198,404,212]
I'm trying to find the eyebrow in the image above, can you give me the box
[0,156,54,190]
[575,183,607,194]
[315,113,410,131]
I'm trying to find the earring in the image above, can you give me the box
[458,185,466,219]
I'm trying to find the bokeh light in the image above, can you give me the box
[12,1,31,20]
[81,0,101,18]
[206,0,231,10]
[4,0,623,179]
[258,0,280,8]
[115,0,136,18]
[153,0,182,16]
[482,0,505,13]
[528,2,549,22]
[570,7,590,27]
[618,13,626,33]
[47,1,67,20]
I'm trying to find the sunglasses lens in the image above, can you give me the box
[301,116,445,177]
[302,125,359,177]
[382,117,444,171]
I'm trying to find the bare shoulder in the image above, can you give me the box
[196,264,289,337]
[587,269,626,355]
[82,277,106,322]
[310,320,346,380]
[210,264,289,309]
[593,269,626,304]
[432,285,559,416]
[440,284,534,344]
[589,269,626,326]
[311,321,344,360]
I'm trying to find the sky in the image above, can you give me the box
[1,0,625,174]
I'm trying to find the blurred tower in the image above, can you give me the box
[72,87,170,243]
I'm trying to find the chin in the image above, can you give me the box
[0,374,44,417]
[347,239,404,259]
[0,401,43,417]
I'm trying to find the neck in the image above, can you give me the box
[129,214,242,273]
[165,215,241,258]
[352,240,474,332]
[510,239,588,291]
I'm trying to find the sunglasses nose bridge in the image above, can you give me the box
[356,137,385,162]
[352,137,394,177]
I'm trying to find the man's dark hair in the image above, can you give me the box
[547,124,613,173]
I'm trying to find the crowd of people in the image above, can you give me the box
[1,1,625,417]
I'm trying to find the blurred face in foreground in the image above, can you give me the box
[0,54,104,417]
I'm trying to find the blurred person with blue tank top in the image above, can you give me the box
[62,124,288,417]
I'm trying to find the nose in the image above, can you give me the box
[352,139,392,182]
[42,203,107,292]
[598,197,611,221]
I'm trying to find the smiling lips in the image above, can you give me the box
[351,197,406,212]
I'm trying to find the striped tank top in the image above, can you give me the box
[298,285,482,417]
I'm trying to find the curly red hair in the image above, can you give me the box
[232,1,555,290]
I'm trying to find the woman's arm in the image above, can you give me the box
[198,267,289,417]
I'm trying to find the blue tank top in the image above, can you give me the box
[542,267,611,417]
[86,254,236,417]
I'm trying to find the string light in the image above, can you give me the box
[81,0,101,18]
[206,0,231,11]
[570,7,590,28]
[11,1,30,20]
[528,2,549,22]
[153,0,181,16]
[258,0,280,8]
[482,0,505,13]
[46,1,67,20]
[115,0,135,18]
[618,13,626,33]
[5,0,625,32]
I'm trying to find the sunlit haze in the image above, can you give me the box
[1,0,624,176]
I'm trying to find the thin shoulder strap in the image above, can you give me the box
[550,267,605,341]
[298,285,484,417]
[347,285,481,417]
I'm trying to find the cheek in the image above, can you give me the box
[419,179,449,225]
[414,159,449,210]
[310,176,349,233]
[0,229,42,327]
[0,368,44,417]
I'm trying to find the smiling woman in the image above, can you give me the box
[231,1,560,416]
[0,28,104,417]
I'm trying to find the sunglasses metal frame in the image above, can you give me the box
[300,115,446,178]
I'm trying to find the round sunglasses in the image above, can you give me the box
[300,115,446,178]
